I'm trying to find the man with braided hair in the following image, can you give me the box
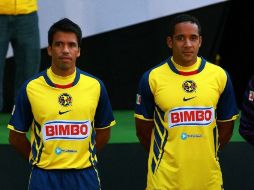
[135,14,239,189]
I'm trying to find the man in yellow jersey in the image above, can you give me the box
[8,18,116,190]
[0,0,40,112]
[135,14,238,190]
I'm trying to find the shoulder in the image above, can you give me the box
[142,58,170,79]
[77,68,106,88]
[204,61,229,79]
[205,61,226,73]
[21,70,47,89]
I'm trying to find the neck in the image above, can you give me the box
[51,66,76,77]
[172,57,197,67]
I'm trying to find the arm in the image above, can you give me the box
[135,118,154,152]
[217,120,234,150]
[9,130,31,160]
[95,128,111,151]
[216,72,238,149]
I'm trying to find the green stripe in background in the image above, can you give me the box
[0,111,244,144]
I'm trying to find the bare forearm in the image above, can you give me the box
[135,118,154,153]
[9,130,31,160]
[137,134,151,152]
[217,121,234,150]
[14,139,31,160]
[95,128,110,151]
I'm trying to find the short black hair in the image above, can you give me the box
[48,18,82,47]
[168,14,202,37]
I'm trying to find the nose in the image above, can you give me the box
[184,39,192,47]
[62,44,70,54]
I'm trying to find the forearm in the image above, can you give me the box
[9,130,31,160]
[95,128,110,151]
[137,133,151,152]
[135,118,154,152]
[217,121,234,150]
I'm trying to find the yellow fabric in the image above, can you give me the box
[7,68,116,169]
[147,61,224,190]
[171,56,201,72]
[47,67,76,85]
[135,56,239,189]
[0,0,38,15]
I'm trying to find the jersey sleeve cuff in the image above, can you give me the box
[95,120,116,130]
[134,113,154,121]
[7,124,27,133]
[217,114,239,122]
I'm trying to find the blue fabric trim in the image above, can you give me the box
[167,56,206,75]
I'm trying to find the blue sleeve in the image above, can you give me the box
[94,80,115,129]
[216,71,239,120]
[9,83,33,132]
[134,71,155,119]
[239,76,254,145]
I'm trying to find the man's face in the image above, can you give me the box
[47,31,80,76]
[167,22,202,66]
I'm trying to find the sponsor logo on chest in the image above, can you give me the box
[168,107,214,128]
[42,120,91,141]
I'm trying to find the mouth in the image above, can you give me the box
[59,57,72,62]
[182,52,193,56]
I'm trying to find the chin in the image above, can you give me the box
[59,65,72,70]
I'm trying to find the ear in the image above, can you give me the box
[199,36,202,47]
[77,47,81,57]
[47,46,52,56]
[166,36,173,49]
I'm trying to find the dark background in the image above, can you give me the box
[3,1,254,112]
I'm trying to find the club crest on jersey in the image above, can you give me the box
[182,80,197,93]
[168,107,214,128]
[58,93,72,107]
[42,120,91,141]
[249,90,254,101]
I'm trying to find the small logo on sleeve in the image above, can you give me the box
[249,90,254,101]
[136,94,141,105]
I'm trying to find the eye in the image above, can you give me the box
[190,35,199,41]
[54,42,62,47]
[69,42,78,48]
[175,35,184,41]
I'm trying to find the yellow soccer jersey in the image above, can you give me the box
[135,57,239,190]
[8,67,115,169]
